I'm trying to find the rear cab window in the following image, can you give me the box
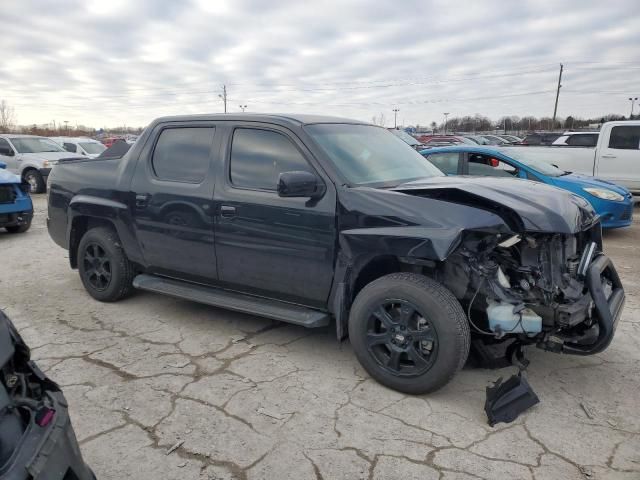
[229,128,313,191]
[567,134,598,147]
[152,127,215,183]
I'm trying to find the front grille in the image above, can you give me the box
[0,185,16,204]
[620,206,633,221]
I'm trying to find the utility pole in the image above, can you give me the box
[392,108,400,128]
[443,112,450,135]
[629,97,638,119]
[218,85,228,113]
[552,63,563,130]
[239,104,247,112]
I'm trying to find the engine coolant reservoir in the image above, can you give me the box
[486,300,542,336]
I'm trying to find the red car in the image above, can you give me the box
[101,137,125,148]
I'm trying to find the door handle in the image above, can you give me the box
[601,154,616,159]
[135,193,151,208]
[220,205,237,218]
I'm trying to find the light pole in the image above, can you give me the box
[218,85,227,113]
[392,108,400,128]
[443,113,449,135]
[239,105,247,112]
[629,97,638,118]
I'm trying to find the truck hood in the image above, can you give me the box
[390,175,597,234]
[17,151,75,162]
[0,168,20,184]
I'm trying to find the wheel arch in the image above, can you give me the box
[67,195,143,269]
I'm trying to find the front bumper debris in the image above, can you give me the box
[561,254,625,355]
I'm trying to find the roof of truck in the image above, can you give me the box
[152,113,369,126]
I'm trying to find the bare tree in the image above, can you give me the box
[371,113,387,127]
[0,100,15,133]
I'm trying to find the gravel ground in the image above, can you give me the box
[1,195,639,480]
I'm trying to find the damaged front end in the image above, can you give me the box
[0,310,94,480]
[442,222,625,356]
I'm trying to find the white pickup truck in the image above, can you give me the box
[500,121,640,198]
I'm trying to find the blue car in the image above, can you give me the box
[420,146,633,229]
[0,161,33,233]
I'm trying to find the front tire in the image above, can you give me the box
[77,227,135,302]
[23,170,45,193]
[349,273,470,394]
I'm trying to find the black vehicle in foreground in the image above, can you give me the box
[46,114,624,394]
[0,311,93,480]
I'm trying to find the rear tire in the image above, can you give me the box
[349,272,470,394]
[23,170,45,194]
[77,227,135,302]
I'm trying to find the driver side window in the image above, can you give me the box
[230,128,313,191]
[467,154,518,177]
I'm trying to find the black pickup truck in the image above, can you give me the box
[46,114,625,394]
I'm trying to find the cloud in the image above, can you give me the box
[1,0,639,127]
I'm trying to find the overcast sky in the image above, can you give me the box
[2,0,639,128]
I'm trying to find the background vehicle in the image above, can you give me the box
[495,134,523,144]
[0,161,32,233]
[389,128,424,149]
[101,137,126,148]
[464,135,492,145]
[551,131,599,147]
[417,135,476,145]
[47,114,624,394]
[502,121,640,197]
[0,310,94,479]
[521,132,562,145]
[0,135,71,193]
[479,134,510,145]
[421,146,633,228]
[50,136,107,158]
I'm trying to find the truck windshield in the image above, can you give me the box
[306,124,443,187]
[10,137,65,154]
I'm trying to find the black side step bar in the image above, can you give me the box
[132,274,330,328]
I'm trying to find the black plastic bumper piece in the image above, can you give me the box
[0,211,32,229]
[0,390,94,480]
[563,254,625,355]
[484,372,540,426]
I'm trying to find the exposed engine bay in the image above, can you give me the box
[441,221,624,356]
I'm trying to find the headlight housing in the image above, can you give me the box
[583,187,625,202]
[42,160,59,168]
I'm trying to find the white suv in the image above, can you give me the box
[50,137,106,158]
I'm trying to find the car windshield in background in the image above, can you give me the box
[79,142,107,154]
[306,124,443,187]
[10,137,65,153]
[501,149,565,177]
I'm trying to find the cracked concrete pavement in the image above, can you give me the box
[1,195,639,479]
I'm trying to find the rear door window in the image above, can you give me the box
[608,126,640,150]
[424,152,461,174]
[63,142,77,153]
[230,128,312,190]
[566,134,598,147]
[152,127,215,183]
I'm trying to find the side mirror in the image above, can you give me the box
[277,171,325,198]
[0,146,14,156]
[0,161,6,169]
